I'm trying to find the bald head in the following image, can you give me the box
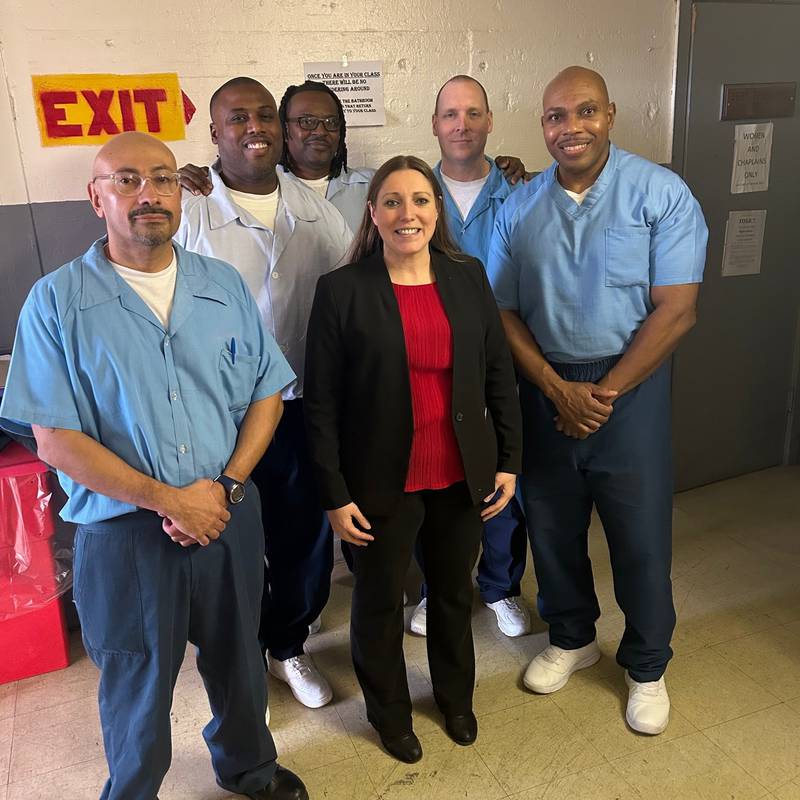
[543,66,610,111]
[92,131,177,177]
[434,75,490,115]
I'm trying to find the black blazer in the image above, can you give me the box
[304,248,522,516]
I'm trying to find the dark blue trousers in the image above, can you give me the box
[251,398,332,660]
[74,489,276,800]
[519,358,675,683]
[416,493,528,603]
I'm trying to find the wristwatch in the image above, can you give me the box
[213,473,246,505]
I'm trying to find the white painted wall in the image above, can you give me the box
[0,0,679,204]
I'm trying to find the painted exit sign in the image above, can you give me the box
[32,73,196,146]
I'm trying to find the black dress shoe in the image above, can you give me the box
[445,712,478,745]
[378,731,423,763]
[252,765,309,800]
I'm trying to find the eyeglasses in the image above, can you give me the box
[286,115,342,132]
[92,172,181,197]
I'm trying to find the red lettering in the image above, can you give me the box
[118,89,136,131]
[40,91,82,138]
[133,88,167,133]
[82,90,119,136]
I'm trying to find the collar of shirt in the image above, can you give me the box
[205,163,322,231]
[544,142,620,218]
[79,238,228,314]
[434,156,511,222]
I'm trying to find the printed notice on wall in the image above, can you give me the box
[303,61,384,127]
[730,122,773,194]
[722,210,767,277]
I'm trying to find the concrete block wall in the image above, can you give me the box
[0,0,680,352]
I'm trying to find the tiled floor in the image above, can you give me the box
[1,466,799,799]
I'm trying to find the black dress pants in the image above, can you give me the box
[348,482,483,736]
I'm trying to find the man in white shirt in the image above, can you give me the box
[175,77,351,711]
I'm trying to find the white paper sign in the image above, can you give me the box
[730,122,773,194]
[303,61,385,127]
[722,210,767,277]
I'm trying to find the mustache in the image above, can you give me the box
[129,207,173,221]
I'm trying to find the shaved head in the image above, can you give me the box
[543,66,610,111]
[92,131,177,176]
[540,66,615,193]
[434,75,490,114]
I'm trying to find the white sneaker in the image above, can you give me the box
[485,596,531,637]
[267,651,333,708]
[308,615,322,635]
[409,598,427,636]
[523,640,601,693]
[625,672,670,735]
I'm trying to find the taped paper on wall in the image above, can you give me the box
[303,61,385,127]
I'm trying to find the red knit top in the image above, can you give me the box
[392,282,465,492]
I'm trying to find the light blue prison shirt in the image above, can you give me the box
[487,144,708,363]
[175,165,351,399]
[0,240,296,525]
[433,156,519,267]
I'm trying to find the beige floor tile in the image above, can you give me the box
[712,626,800,701]
[270,702,357,772]
[6,754,109,800]
[610,731,767,800]
[551,676,696,760]
[704,704,800,791]
[360,726,506,800]
[772,779,800,800]
[508,762,643,799]
[8,695,104,782]
[297,755,377,799]
[159,729,236,799]
[667,647,780,728]
[13,634,98,716]
[334,664,441,754]
[0,717,12,785]
[474,698,605,795]
[0,684,16,722]
[0,784,6,800]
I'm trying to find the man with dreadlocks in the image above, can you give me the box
[175,76,351,712]
[276,80,373,233]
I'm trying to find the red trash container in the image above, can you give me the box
[0,442,70,683]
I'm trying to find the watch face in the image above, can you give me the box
[229,482,246,504]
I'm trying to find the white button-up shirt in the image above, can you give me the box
[176,166,352,399]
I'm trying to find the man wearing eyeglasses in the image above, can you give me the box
[0,131,308,799]
[175,77,350,712]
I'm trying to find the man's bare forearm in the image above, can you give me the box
[33,425,178,515]
[222,393,283,482]
[599,284,699,397]
[499,310,564,399]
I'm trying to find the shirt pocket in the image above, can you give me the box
[605,226,651,287]
[219,347,260,411]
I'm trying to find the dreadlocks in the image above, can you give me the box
[278,81,348,179]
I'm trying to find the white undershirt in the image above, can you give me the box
[297,175,330,199]
[440,172,489,220]
[565,187,591,206]
[111,251,177,328]
[228,186,280,231]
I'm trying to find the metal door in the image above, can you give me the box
[672,1,800,489]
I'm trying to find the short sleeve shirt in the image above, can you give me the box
[487,144,708,363]
[0,240,295,524]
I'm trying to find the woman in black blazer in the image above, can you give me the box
[304,155,522,763]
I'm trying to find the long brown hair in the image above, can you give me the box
[348,155,466,264]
